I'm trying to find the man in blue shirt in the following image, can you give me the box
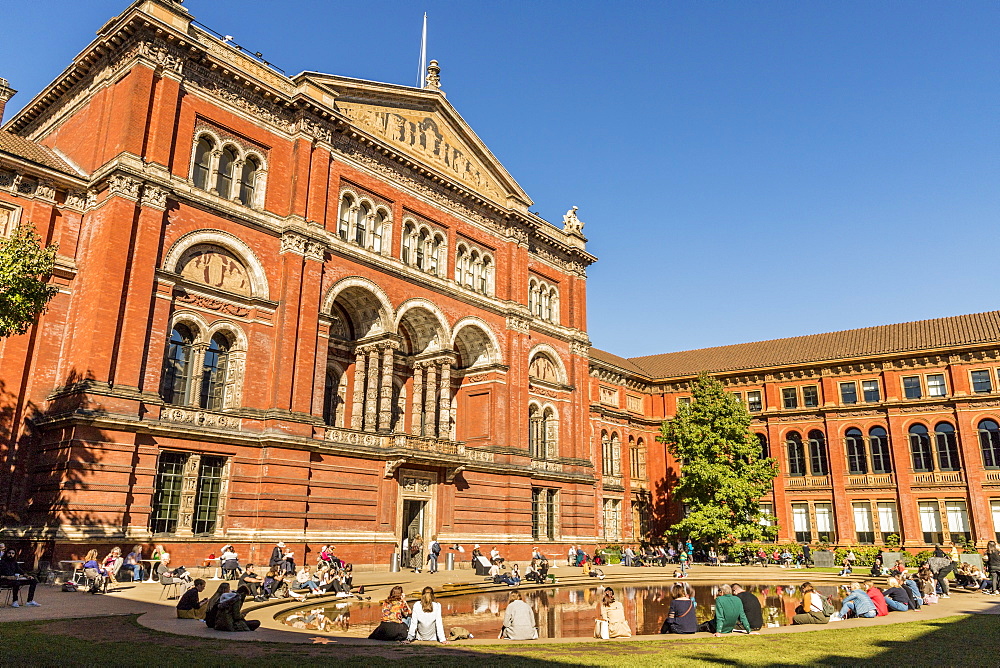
[835,582,877,620]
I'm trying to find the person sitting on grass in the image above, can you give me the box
[833,582,876,621]
[712,584,757,636]
[791,582,829,624]
[902,573,923,607]
[882,577,911,612]
[863,580,889,616]
[0,548,39,607]
[176,578,209,619]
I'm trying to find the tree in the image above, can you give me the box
[0,224,58,338]
[658,372,778,548]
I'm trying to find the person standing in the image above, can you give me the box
[928,546,953,598]
[500,589,537,640]
[428,536,441,573]
[731,583,763,631]
[801,543,812,568]
[986,541,1000,594]
[410,536,424,574]
[679,549,689,576]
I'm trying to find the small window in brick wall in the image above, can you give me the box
[150,452,228,535]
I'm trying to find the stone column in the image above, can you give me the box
[438,357,452,441]
[424,363,438,438]
[351,348,366,430]
[378,343,396,432]
[365,347,380,431]
[411,363,424,436]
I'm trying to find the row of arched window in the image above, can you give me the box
[769,420,1000,477]
[528,278,559,324]
[338,193,389,254]
[528,404,557,459]
[599,432,649,481]
[455,243,494,295]
[162,323,235,411]
[192,134,264,208]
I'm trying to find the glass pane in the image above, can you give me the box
[150,452,187,533]
[803,386,819,407]
[862,380,880,402]
[877,502,899,531]
[927,374,946,397]
[903,376,922,399]
[972,370,993,393]
[192,456,225,535]
[840,382,857,404]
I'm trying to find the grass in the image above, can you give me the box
[0,613,997,667]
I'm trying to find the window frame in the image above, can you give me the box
[839,381,858,405]
[971,369,993,394]
[746,390,763,412]
[861,378,881,403]
[781,387,798,410]
[926,373,947,398]
[909,424,934,472]
[902,375,922,400]
[802,385,819,408]
[845,428,867,475]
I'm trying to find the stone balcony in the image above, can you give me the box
[846,473,896,488]
[322,426,494,471]
[911,471,964,486]
[785,475,831,488]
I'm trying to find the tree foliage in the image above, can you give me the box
[0,224,58,338]
[658,372,778,546]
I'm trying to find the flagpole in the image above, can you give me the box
[418,12,427,88]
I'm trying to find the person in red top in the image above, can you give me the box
[863,579,888,616]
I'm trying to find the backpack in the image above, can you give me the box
[821,595,836,617]
[432,541,441,555]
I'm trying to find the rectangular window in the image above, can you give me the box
[730,391,742,404]
[971,370,993,394]
[150,452,187,534]
[946,500,971,544]
[919,501,943,544]
[802,385,819,408]
[877,501,900,543]
[903,376,922,399]
[791,503,811,543]
[853,502,875,545]
[747,391,762,412]
[862,379,881,403]
[677,397,691,408]
[531,488,557,541]
[840,382,858,404]
[782,388,798,409]
[602,498,621,541]
[992,499,1000,542]
[927,374,947,397]
[759,503,774,542]
[815,503,835,543]
[192,456,225,535]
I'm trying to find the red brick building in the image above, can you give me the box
[3,1,999,568]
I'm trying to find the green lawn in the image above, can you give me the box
[0,613,994,667]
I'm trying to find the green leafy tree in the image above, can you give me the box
[0,224,58,338]
[658,373,778,549]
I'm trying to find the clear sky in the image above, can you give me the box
[3,1,997,358]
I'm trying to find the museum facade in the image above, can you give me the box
[1,0,998,566]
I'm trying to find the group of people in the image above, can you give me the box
[175,579,261,632]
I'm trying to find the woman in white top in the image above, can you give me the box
[405,587,449,643]
[791,582,830,624]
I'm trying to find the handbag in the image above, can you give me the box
[594,619,609,640]
[924,593,939,604]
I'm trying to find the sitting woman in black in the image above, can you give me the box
[661,583,698,634]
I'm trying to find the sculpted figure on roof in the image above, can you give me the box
[562,206,584,234]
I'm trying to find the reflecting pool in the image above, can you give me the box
[277,582,847,638]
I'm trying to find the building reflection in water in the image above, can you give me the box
[278,583,845,637]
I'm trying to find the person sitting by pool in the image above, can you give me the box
[833,582,877,621]
[405,586,449,644]
[660,582,696,634]
[294,565,322,595]
[500,589,537,640]
[731,583,763,631]
[712,584,757,636]
[369,585,411,641]
[882,577,912,612]
[597,588,632,638]
[524,560,543,583]
[490,562,517,586]
[508,564,523,587]
[238,563,264,600]
[176,578,209,619]
[863,580,889,616]
[213,585,260,632]
[791,582,830,624]
[203,582,230,628]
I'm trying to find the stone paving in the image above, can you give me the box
[2,563,998,646]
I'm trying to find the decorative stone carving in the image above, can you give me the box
[298,116,333,143]
[280,231,325,261]
[506,315,530,334]
[34,180,56,202]
[140,183,169,210]
[570,341,590,357]
[465,448,495,463]
[562,206,584,234]
[384,458,407,478]
[326,427,387,448]
[64,190,87,211]
[424,60,441,90]
[106,173,142,201]
[174,289,251,316]
[186,64,294,132]
[445,465,466,483]
[160,407,241,430]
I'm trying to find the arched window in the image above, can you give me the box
[429,234,444,275]
[636,437,647,480]
[402,223,415,263]
[193,137,214,190]
[455,246,467,283]
[978,419,1000,468]
[601,431,612,477]
[238,156,259,206]
[355,202,370,246]
[323,368,346,427]
[529,405,547,459]
[215,147,238,199]
[338,195,354,241]
[481,256,493,295]
[757,433,769,459]
[808,429,829,476]
[845,428,867,475]
[416,229,427,269]
[934,422,960,471]
[629,436,639,479]
[542,290,551,321]
[869,426,892,474]
[529,280,539,315]
[548,288,558,323]
[162,325,195,405]
[372,209,387,254]
[610,433,621,476]
[909,424,933,472]
[786,431,805,476]
[200,333,231,410]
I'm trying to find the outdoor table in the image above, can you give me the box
[141,559,161,583]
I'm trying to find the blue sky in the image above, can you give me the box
[3,1,997,357]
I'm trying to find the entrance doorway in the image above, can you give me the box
[401,499,426,569]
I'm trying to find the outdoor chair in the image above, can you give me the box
[0,581,24,607]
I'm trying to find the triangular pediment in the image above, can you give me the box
[296,73,532,208]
